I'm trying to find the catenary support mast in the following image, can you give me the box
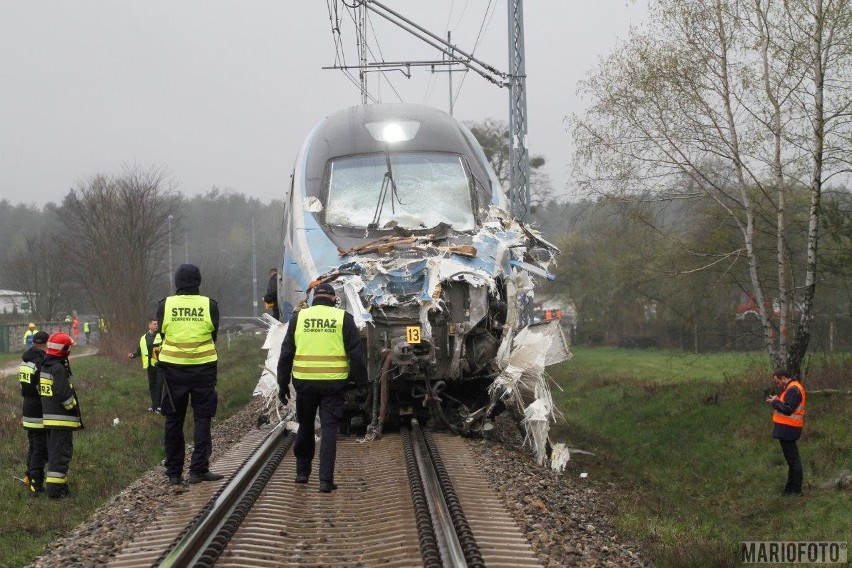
[507,0,530,222]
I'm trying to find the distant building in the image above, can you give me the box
[0,289,31,314]
[735,292,780,320]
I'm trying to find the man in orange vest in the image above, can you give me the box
[765,369,805,496]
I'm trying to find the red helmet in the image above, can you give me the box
[46,332,75,357]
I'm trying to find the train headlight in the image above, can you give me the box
[366,120,420,143]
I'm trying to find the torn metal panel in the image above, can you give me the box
[490,320,572,468]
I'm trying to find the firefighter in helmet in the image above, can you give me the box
[39,332,83,499]
[18,331,50,495]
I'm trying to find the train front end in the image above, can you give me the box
[278,103,565,438]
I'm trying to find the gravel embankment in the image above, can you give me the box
[27,402,648,567]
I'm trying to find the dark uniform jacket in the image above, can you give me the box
[19,346,46,429]
[39,356,83,430]
[264,273,278,306]
[277,296,368,395]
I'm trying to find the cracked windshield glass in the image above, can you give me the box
[325,152,475,230]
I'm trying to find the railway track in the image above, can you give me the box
[109,421,540,567]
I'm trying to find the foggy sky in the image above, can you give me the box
[0,1,647,208]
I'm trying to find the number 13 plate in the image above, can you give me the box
[406,326,421,344]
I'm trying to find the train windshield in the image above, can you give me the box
[325,152,475,231]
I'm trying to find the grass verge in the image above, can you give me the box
[553,347,852,566]
[0,335,266,568]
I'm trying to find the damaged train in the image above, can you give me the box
[257,103,571,466]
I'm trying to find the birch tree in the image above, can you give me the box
[572,0,852,372]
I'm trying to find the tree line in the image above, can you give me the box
[0,167,284,357]
[1,162,849,371]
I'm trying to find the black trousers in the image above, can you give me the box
[26,429,48,481]
[779,439,803,494]
[147,366,162,409]
[163,380,218,477]
[45,429,73,496]
[294,390,344,482]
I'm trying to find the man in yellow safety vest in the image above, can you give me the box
[277,282,367,493]
[127,319,163,412]
[156,264,223,486]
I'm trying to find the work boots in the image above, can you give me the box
[29,471,45,497]
[46,484,70,500]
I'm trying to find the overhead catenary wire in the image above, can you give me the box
[364,8,404,103]
[446,0,470,32]
[327,0,379,103]
[452,0,496,108]
[326,0,509,107]
[345,1,403,104]
[363,1,507,86]
[422,70,438,104]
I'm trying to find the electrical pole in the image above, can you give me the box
[358,3,369,105]
[507,0,530,222]
[447,31,453,115]
[167,215,174,292]
[251,218,258,318]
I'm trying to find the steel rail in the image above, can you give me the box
[402,426,443,567]
[410,419,473,567]
[158,423,294,567]
[422,427,485,567]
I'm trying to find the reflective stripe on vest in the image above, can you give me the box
[139,333,162,369]
[159,296,217,365]
[772,380,806,427]
[19,362,36,383]
[292,305,349,380]
[22,416,44,429]
[42,413,81,428]
[39,370,82,429]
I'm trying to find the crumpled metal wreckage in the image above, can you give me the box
[254,207,573,471]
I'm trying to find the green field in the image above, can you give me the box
[553,347,852,566]
[2,341,848,567]
[0,352,23,367]
[0,335,266,568]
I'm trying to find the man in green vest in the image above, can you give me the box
[277,282,368,493]
[156,264,223,486]
[127,319,163,412]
